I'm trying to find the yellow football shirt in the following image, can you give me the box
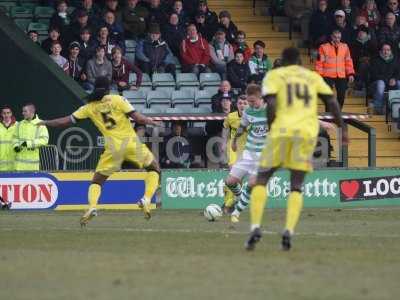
[262,65,333,136]
[72,95,137,140]
[223,111,247,165]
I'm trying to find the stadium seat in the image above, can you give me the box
[34,6,55,21]
[129,73,152,89]
[123,90,147,110]
[147,90,172,110]
[194,107,212,114]
[141,107,163,114]
[20,2,36,10]
[172,90,195,109]
[141,73,153,88]
[152,73,176,91]
[27,22,48,34]
[0,2,17,14]
[202,86,219,95]
[10,6,33,18]
[199,73,221,89]
[195,90,213,109]
[176,73,199,90]
[14,18,31,31]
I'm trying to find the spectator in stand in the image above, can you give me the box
[50,0,71,39]
[0,105,17,172]
[84,46,112,91]
[217,10,238,44]
[194,11,214,42]
[284,0,314,44]
[136,23,176,76]
[68,10,95,43]
[352,14,377,41]
[197,0,219,39]
[232,31,251,63]
[102,10,124,45]
[68,41,87,83]
[147,0,168,27]
[41,27,61,54]
[378,12,400,55]
[161,121,192,169]
[381,0,400,23]
[71,0,101,27]
[78,27,96,62]
[315,30,355,108]
[211,80,235,112]
[359,0,381,29]
[227,49,251,92]
[162,12,186,58]
[369,43,400,114]
[122,0,148,40]
[111,46,143,91]
[248,40,272,84]
[103,0,122,22]
[350,25,378,89]
[49,41,69,73]
[209,29,234,79]
[337,0,359,25]
[28,30,40,46]
[180,23,211,76]
[172,0,189,27]
[94,25,123,60]
[332,10,353,45]
[309,0,334,48]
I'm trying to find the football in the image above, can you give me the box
[204,204,223,221]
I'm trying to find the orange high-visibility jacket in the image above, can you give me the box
[315,42,355,79]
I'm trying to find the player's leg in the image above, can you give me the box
[224,160,247,222]
[282,170,306,251]
[231,181,251,218]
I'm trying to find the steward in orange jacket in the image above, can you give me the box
[315,30,355,108]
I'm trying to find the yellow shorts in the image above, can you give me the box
[258,131,318,173]
[96,138,154,176]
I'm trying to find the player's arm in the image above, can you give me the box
[221,127,229,153]
[37,116,74,127]
[264,95,276,129]
[319,94,349,144]
[128,111,162,127]
[232,124,247,152]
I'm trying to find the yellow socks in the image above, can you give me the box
[224,188,235,208]
[88,183,101,209]
[250,185,268,230]
[285,191,304,234]
[144,171,159,201]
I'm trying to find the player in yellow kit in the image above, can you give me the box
[245,48,348,251]
[221,95,248,212]
[39,77,161,226]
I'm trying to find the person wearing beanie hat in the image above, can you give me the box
[136,23,176,76]
[197,0,219,39]
[217,10,238,44]
[194,10,215,41]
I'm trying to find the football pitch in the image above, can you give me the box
[1,208,399,300]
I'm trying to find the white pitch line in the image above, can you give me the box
[0,226,399,238]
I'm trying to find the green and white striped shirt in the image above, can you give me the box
[241,104,268,153]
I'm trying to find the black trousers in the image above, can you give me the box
[324,77,348,109]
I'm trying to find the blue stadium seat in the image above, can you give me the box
[27,22,48,34]
[176,73,199,90]
[147,90,172,110]
[172,90,195,109]
[11,6,33,18]
[34,6,55,21]
[195,90,213,109]
[123,90,147,110]
[0,2,17,14]
[14,18,31,31]
[199,73,221,89]
[152,73,176,92]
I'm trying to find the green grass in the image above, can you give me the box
[1,208,400,300]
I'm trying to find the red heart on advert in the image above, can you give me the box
[340,180,360,199]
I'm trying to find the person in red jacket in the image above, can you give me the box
[180,23,211,76]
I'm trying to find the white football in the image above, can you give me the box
[204,204,223,221]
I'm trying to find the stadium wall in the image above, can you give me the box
[0,11,99,146]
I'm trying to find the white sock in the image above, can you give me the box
[251,224,260,231]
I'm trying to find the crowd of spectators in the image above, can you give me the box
[285,0,400,114]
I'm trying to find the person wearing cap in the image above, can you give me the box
[331,9,353,45]
[27,30,40,46]
[309,0,334,48]
[136,23,176,76]
[227,49,251,92]
[147,0,168,27]
[84,46,112,92]
[248,40,272,84]
[41,27,62,55]
[378,12,400,55]
[77,27,96,62]
[197,0,219,36]
[211,80,235,113]
[209,29,234,79]
[337,0,359,25]
[162,12,186,58]
[180,23,211,76]
[194,10,214,42]
[71,0,101,26]
[50,0,72,38]
[111,46,143,92]
[350,25,377,89]
[122,0,149,40]
[68,41,87,83]
[315,29,355,108]
[217,10,238,44]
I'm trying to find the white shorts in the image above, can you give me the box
[229,150,261,180]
